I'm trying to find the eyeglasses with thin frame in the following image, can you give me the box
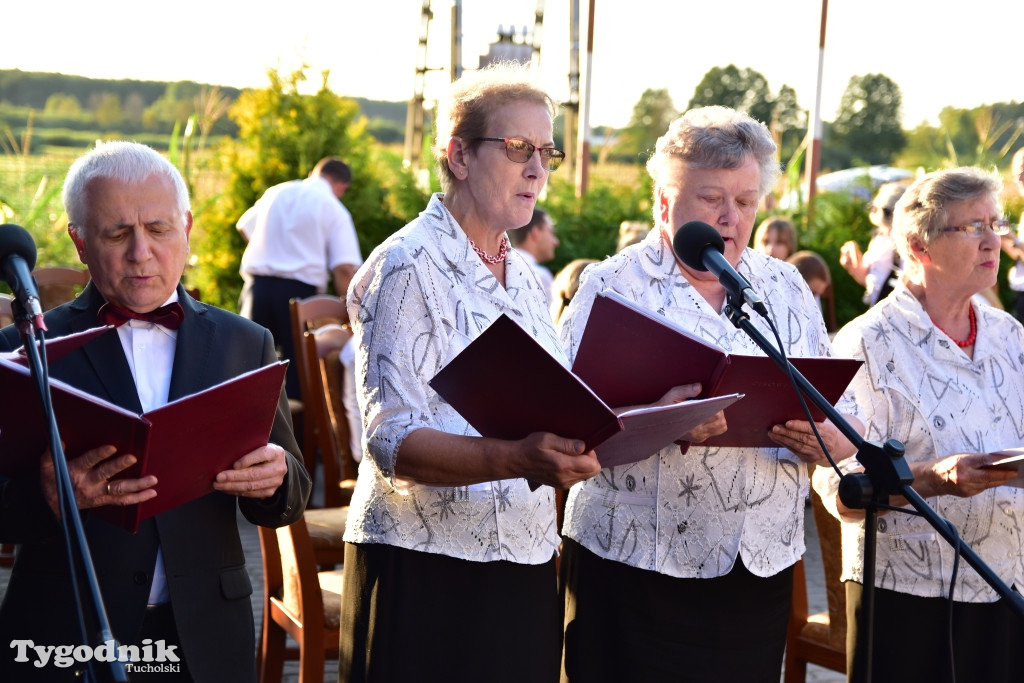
[939,219,1011,237]
[474,137,566,172]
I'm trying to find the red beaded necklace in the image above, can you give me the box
[933,306,977,348]
[469,237,509,264]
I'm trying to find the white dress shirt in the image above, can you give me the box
[113,293,179,604]
[238,176,362,291]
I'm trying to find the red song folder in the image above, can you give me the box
[0,339,287,532]
[571,290,862,448]
[429,315,741,468]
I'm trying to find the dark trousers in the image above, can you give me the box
[239,275,317,400]
[846,582,1024,683]
[560,539,793,683]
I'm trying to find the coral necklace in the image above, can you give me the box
[469,237,509,264]
[933,306,977,348]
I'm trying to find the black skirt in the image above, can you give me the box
[560,538,793,683]
[846,581,1024,683]
[338,542,562,683]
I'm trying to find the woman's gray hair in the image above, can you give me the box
[63,141,190,236]
[893,166,1003,280]
[432,61,558,193]
[646,106,780,201]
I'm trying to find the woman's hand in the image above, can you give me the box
[654,383,728,446]
[839,241,867,284]
[510,432,602,490]
[768,417,859,466]
[918,452,1019,499]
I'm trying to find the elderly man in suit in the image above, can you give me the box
[0,141,311,681]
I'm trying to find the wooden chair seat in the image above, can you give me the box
[318,571,346,631]
[303,506,349,568]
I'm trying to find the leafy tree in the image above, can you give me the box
[772,84,807,164]
[687,65,774,128]
[43,93,82,117]
[144,81,200,128]
[542,172,653,274]
[899,102,1024,171]
[828,73,906,168]
[89,93,121,127]
[189,67,426,310]
[612,88,678,162]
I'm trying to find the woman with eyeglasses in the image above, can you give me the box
[813,167,1024,683]
[840,181,907,307]
[336,61,599,682]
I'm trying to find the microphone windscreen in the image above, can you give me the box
[0,224,38,270]
[672,221,724,272]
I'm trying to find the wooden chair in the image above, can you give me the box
[0,293,13,327]
[784,485,847,682]
[32,265,90,311]
[257,516,344,683]
[289,295,357,509]
[0,295,17,565]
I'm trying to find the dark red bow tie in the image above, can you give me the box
[98,302,185,330]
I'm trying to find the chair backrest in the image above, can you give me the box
[257,515,341,682]
[810,482,846,648]
[0,293,14,328]
[289,295,356,507]
[32,266,90,311]
[783,481,847,682]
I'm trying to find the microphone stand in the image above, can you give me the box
[12,302,127,683]
[721,296,1024,682]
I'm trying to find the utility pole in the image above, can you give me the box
[564,0,579,179]
[803,0,828,225]
[451,0,462,82]
[574,0,595,197]
[532,0,545,67]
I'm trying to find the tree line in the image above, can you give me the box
[2,65,1022,328]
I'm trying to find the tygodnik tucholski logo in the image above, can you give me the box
[9,638,181,672]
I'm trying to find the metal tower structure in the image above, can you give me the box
[403,1,547,175]
[403,0,434,171]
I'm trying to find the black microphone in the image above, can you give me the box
[0,223,44,322]
[672,220,769,317]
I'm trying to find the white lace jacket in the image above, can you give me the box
[343,194,561,564]
[812,283,1024,601]
[559,229,838,578]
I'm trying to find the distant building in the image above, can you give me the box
[479,25,533,67]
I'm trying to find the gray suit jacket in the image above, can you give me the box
[0,283,310,682]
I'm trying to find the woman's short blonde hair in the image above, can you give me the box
[893,166,1003,280]
[432,61,558,192]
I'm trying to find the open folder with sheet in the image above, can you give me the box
[429,315,741,469]
[571,290,863,448]
[0,328,287,532]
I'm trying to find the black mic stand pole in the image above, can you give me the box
[721,297,1024,682]
[12,302,128,683]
